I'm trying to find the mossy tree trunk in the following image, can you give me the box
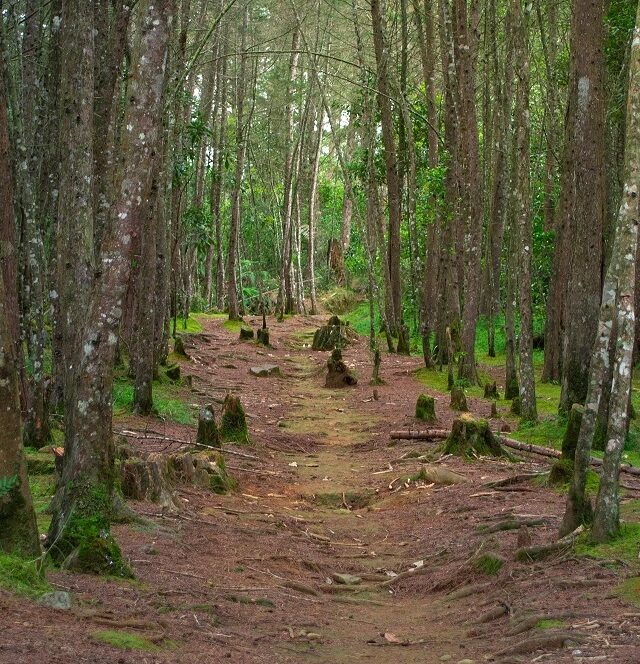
[0,252,40,556]
[48,0,173,572]
[562,5,639,539]
[591,14,640,543]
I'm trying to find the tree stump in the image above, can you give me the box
[173,335,189,358]
[165,364,180,381]
[490,401,498,418]
[312,315,355,351]
[220,394,249,443]
[325,348,358,388]
[120,454,180,510]
[239,326,254,341]
[484,381,499,400]
[196,405,220,448]
[257,327,270,346]
[415,394,437,423]
[441,414,508,458]
[191,451,236,494]
[450,386,468,411]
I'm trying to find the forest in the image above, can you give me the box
[1,0,640,661]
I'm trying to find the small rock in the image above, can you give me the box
[331,573,361,585]
[457,660,475,664]
[439,656,452,662]
[38,591,72,610]
[249,364,282,377]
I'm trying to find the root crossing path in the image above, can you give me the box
[1,315,639,663]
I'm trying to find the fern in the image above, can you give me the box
[0,475,18,498]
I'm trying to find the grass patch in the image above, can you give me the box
[223,319,244,333]
[536,618,565,629]
[175,315,203,334]
[112,375,194,425]
[472,553,504,576]
[29,473,56,532]
[0,553,50,598]
[575,522,640,562]
[92,630,176,652]
[615,576,640,607]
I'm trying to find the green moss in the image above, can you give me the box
[575,522,640,562]
[0,553,50,598]
[29,474,55,532]
[25,452,56,475]
[415,394,436,423]
[313,490,375,510]
[536,618,565,629]
[223,319,244,333]
[472,553,504,576]
[180,315,203,334]
[220,395,249,444]
[50,483,132,577]
[615,576,640,607]
[92,630,177,652]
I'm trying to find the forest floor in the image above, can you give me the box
[2,313,640,663]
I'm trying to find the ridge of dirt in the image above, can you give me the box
[1,314,639,663]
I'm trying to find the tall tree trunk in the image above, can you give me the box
[564,6,640,540]
[48,0,173,573]
[0,44,40,556]
[227,8,248,321]
[453,0,482,384]
[514,0,537,422]
[308,101,322,315]
[370,0,402,332]
[559,0,607,414]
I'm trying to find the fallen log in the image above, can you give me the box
[389,429,448,440]
[497,435,640,478]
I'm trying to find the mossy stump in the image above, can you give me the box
[441,414,507,458]
[196,405,220,448]
[191,451,236,494]
[325,348,358,388]
[450,386,468,411]
[239,326,254,341]
[484,381,499,400]
[256,327,270,346]
[415,394,436,423]
[220,394,249,443]
[173,336,189,358]
[165,364,180,381]
[490,401,498,418]
[312,315,355,351]
[510,396,521,416]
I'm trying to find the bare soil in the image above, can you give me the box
[1,314,639,663]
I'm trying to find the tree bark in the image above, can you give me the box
[591,8,640,542]
[48,0,173,572]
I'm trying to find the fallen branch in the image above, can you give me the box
[389,429,448,440]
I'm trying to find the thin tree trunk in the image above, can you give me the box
[514,0,536,422]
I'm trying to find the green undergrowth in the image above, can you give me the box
[615,576,640,607]
[28,472,56,532]
[536,618,565,629]
[92,630,177,653]
[0,553,50,598]
[472,553,504,576]
[175,315,203,334]
[112,374,194,425]
[223,318,245,333]
[575,522,640,563]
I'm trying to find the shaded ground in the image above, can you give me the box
[1,314,639,663]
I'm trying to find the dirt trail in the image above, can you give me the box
[1,315,639,663]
